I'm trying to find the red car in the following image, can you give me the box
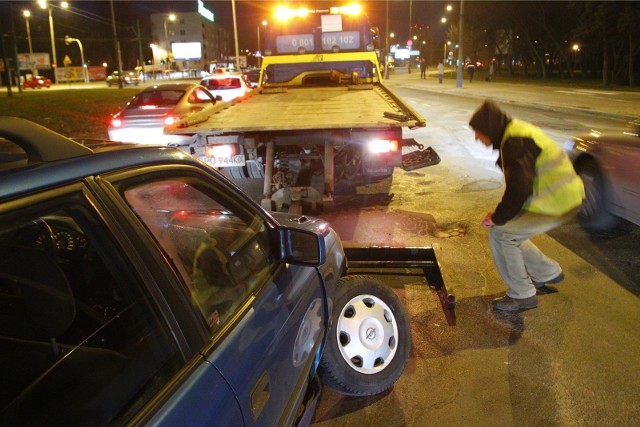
[22,76,52,89]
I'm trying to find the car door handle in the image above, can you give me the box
[250,371,270,420]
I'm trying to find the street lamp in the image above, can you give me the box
[38,0,68,85]
[23,10,37,77]
[64,35,88,83]
[163,13,176,70]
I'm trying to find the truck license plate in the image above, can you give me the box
[203,154,246,168]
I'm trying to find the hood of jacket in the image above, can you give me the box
[468,100,511,150]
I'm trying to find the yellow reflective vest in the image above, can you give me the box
[501,120,585,216]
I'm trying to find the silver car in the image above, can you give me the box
[108,83,217,145]
[567,120,640,229]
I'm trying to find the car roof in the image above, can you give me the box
[142,83,200,92]
[202,74,242,80]
[0,116,201,200]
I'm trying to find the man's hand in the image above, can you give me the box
[482,212,495,229]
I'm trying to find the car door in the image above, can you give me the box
[111,166,327,426]
[603,137,640,223]
[0,184,240,426]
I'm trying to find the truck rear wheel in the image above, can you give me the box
[319,275,411,396]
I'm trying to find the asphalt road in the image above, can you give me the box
[310,72,640,426]
[12,73,640,425]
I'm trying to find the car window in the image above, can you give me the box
[0,196,183,426]
[203,78,241,90]
[192,87,215,103]
[131,90,183,107]
[121,175,276,331]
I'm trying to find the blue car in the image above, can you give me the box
[0,117,411,426]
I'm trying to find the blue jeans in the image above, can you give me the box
[488,209,578,299]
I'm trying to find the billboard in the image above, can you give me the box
[172,42,202,60]
[18,53,52,70]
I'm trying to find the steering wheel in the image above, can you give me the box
[21,218,57,258]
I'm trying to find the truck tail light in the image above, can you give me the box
[368,139,399,153]
[206,144,235,158]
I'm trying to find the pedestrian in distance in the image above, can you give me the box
[466,59,476,82]
[487,60,495,82]
[437,61,445,84]
[468,100,585,312]
[420,58,427,80]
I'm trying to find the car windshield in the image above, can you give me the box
[130,90,184,107]
[204,78,241,90]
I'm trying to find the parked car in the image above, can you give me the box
[106,70,140,87]
[566,119,640,228]
[200,73,252,102]
[22,75,51,89]
[107,83,218,145]
[244,68,261,88]
[0,116,411,426]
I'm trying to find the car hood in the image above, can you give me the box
[571,127,640,147]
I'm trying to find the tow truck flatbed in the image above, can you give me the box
[170,83,424,135]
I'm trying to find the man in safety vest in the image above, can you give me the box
[469,100,585,311]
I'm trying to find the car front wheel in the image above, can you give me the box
[576,157,617,229]
[319,275,411,396]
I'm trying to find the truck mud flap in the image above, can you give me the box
[343,246,455,326]
[401,139,441,171]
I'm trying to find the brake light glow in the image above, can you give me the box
[111,117,122,128]
[164,116,178,126]
[275,6,309,21]
[368,139,398,153]
[330,4,362,15]
[206,144,234,158]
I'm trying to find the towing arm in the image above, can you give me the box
[343,246,455,325]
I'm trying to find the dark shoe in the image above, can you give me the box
[533,272,565,288]
[493,295,538,312]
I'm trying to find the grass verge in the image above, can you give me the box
[0,88,139,138]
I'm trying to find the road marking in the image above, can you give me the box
[554,89,618,96]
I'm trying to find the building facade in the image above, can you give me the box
[150,12,230,74]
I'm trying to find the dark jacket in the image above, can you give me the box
[469,100,541,225]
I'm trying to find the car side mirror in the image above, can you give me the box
[281,228,326,267]
[215,95,223,101]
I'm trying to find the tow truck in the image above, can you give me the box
[166,4,440,214]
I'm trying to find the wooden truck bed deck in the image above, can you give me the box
[170,83,425,135]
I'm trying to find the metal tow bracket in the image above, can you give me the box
[343,246,455,326]
[401,138,441,171]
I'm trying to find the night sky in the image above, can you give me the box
[2,1,452,67]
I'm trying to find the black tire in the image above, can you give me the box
[575,158,617,229]
[319,275,411,396]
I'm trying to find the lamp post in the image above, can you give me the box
[456,1,464,88]
[257,20,267,67]
[23,10,37,77]
[64,35,88,83]
[443,41,449,64]
[163,13,175,71]
[38,1,68,85]
[408,0,412,74]
[572,44,580,72]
